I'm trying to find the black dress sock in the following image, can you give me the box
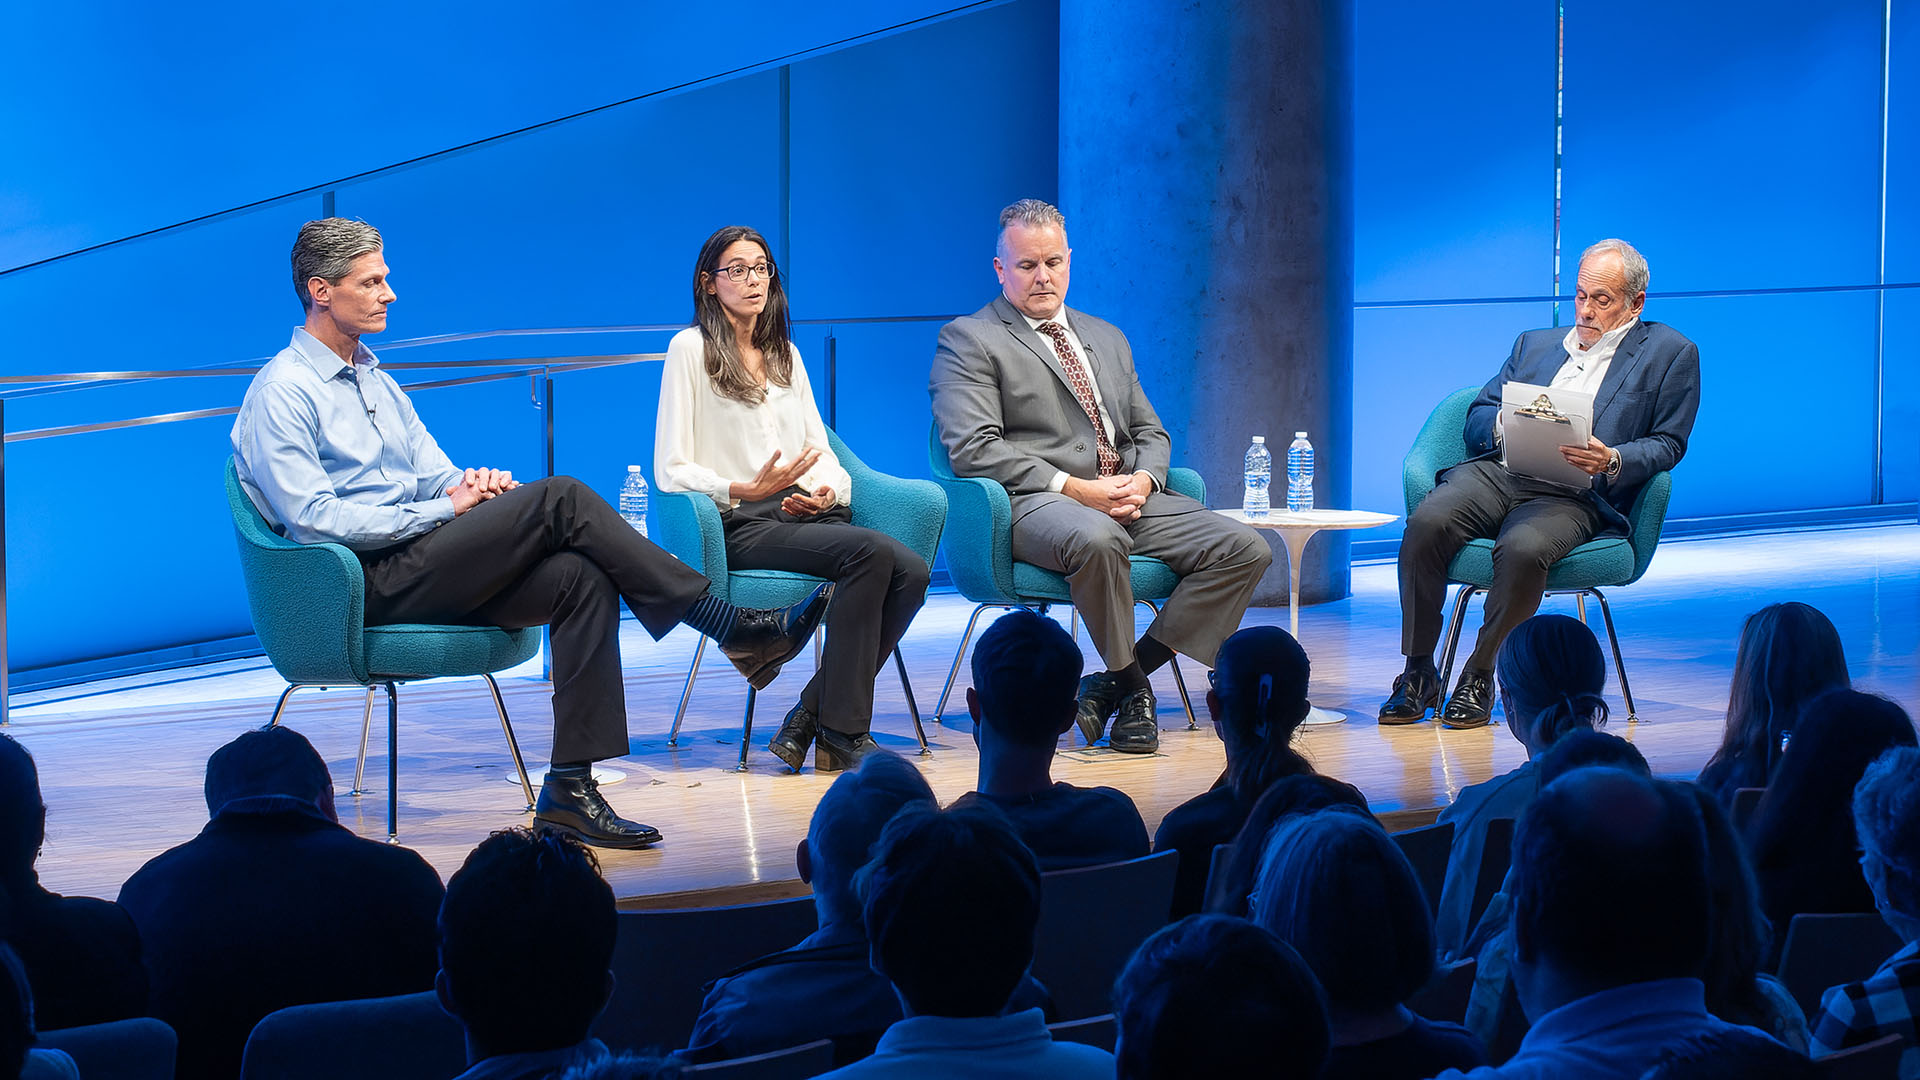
[1133,635,1175,676]
[1111,661,1150,694]
[549,761,591,779]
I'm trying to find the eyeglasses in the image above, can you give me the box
[712,262,775,283]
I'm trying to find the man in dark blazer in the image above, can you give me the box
[1384,238,1701,728]
[930,199,1271,754]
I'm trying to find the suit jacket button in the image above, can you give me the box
[1075,442,1086,451]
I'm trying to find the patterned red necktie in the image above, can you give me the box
[1036,321,1121,477]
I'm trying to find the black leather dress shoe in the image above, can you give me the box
[534,774,662,849]
[1108,687,1160,754]
[1379,667,1441,725]
[1441,669,1496,729]
[1074,672,1126,746]
[768,702,818,773]
[815,729,882,772]
[721,584,833,690]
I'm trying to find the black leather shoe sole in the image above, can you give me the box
[768,703,817,773]
[1439,706,1493,730]
[1074,673,1124,746]
[815,730,880,772]
[1378,672,1440,725]
[1440,674,1495,730]
[534,814,663,850]
[1108,688,1160,754]
[726,584,833,690]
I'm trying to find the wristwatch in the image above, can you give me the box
[1603,448,1623,479]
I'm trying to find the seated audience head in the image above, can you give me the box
[0,944,33,1080]
[1638,1026,1817,1080]
[1207,626,1313,802]
[1706,602,1849,788]
[560,1053,681,1080]
[1535,729,1650,786]
[1853,745,1920,940]
[1112,914,1329,1080]
[1494,614,1609,756]
[0,736,44,891]
[437,828,616,1059]
[859,804,1041,1019]
[966,610,1083,753]
[1679,784,1777,1029]
[797,751,936,926]
[202,725,337,822]
[1249,809,1435,1017]
[1205,773,1371,917]
[1510,769,1710,1015]
[1748,690,1917,869]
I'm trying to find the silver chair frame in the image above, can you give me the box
[931,599,1198,731]
[1436,584,1637,722]
[267,672,535,841]
[666,635,931,772]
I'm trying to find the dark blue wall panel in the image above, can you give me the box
[1561,0,1885,294]
[1352,0,1556,303]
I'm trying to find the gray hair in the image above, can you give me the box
[1580,238,1650,301]
[1855,746,1920,919]
[292,218,383,311]
[998,198,1067,248]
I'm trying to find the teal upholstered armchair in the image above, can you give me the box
[224,457,539,838]
[1403,387,1675,721]
[926,425,1201,729]
[649,427,942,770]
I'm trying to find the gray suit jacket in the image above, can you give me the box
[930,295,1198,524]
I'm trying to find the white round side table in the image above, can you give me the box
[1215,507,1399,725]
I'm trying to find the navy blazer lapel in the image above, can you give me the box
[1591,320,1652,421]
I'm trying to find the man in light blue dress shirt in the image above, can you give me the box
[232,218,829,848]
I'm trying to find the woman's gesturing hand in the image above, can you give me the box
[731,447,822,503]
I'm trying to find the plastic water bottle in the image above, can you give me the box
[1243,437,1271,520]
[619,466,649,537]
[1287,432,1315,513]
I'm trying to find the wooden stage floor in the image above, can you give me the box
[14,523,1918,908]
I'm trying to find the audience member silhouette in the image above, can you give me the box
[686,752,1049,1065]
[813,804,1111,1079]
[0,943,80,1080]
[1462,732,1651,1060]
[1696,602,1849,808]
[1111,913,1329,1080]
[1637,1027,1816,1080]
[1432,768,1784,1079]
[951,611,1150,870]
[1809,745,1920,1070]
[438,828,617,1080]
[1153,626,1315,917]
[559,1053,681,1080]
[0,734,145,1032]
[117,726,443,1080]
[1203,772,1371,918]
[1679,785,1810,1050]
[1251,809,1486,1078]
[1436,614,1608,957]
[1747,689,1917,963]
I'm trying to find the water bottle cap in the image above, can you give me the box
[627,465,642,473]
[1251,435,1265,443]
[1294,432,1308,439]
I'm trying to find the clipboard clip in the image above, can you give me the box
[1515,393,1573,426]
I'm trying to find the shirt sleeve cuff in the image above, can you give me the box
[1048,471,1070,494]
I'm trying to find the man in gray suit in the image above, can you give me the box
[930,199,1271,754]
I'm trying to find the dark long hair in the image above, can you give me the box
[1210,627,1314,805]
[1683,785,1775,1032]
[1495,614,1609,751]
[1747,689,1918,872]
[1699,603,1850,801]
[690,225,793,405]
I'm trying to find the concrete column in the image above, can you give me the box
[1059,0,1353,605]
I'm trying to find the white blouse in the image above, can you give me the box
[654,326,851,510]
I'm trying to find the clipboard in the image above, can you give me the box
[1499,381,1594,488]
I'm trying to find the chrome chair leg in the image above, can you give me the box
[668,637,708,747]
[737,686,758,772]
[1576,593,1588,624]
[483,673,536,811]
[1436,584,1481,693]
[895,648,930,755]
[1168,657,1198,730]
[1069,608,1079,642]
[267,684,307,728]
[351,685,378,796]
[813,627,824,669]
[1588,587,1637,722]
[382,682,399,843]
[934,603,998,723]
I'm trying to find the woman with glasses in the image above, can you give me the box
[655,225,930,772]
